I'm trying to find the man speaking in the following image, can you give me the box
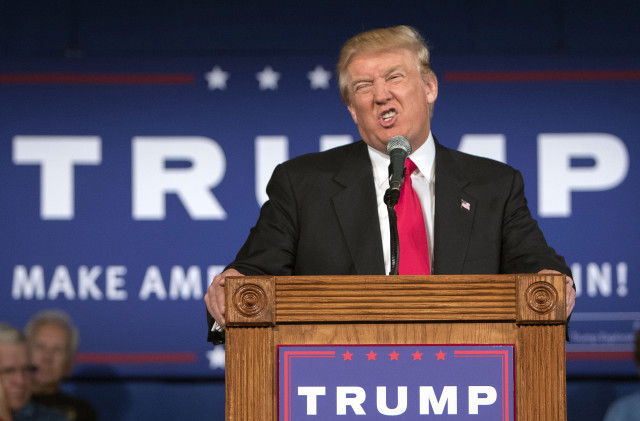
[205,25,576,342]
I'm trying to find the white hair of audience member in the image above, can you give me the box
[24,310,79,354]
[0,322,26,345]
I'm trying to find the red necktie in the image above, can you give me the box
[396,159,431,275]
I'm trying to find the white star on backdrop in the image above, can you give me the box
[204,66,229,90]
[206,347,225,370]
[256,66,281,90]
[307,65,332,89]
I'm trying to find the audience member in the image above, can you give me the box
[0,322,68,421]
[24,312,96,421]
[603,329,640,421]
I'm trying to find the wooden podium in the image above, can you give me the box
[224,274,567,420]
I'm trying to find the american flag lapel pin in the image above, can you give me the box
[460,199,471,211]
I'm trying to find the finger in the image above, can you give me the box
[214,283,226,322]
[205,275,225,327]
[204,281,217,313]
[565,278,576,318]
[205,289,220,324]
[213,273,228,327]
[210,269,244,328]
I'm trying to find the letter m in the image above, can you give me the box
[420,386,458,415]
[12,265,46,299]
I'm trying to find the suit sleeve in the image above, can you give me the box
[226,163,300,276]
[500,170,572,276]
[207,164,299,344]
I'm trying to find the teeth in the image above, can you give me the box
[382,111,395,121]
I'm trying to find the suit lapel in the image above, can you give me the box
[331,142,386,275]
[433,140,476,274]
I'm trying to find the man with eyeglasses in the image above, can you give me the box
[0,323,68,421]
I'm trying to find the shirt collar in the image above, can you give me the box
[368,132,436,189]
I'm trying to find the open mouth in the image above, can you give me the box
[380,109,397,125]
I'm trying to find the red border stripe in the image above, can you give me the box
[445,70,640,82]
[0,73,195,85]
[566,351,634,361]
[75,352,197,364]
[283,351,335,421]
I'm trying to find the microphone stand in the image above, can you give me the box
[384,170,404,276]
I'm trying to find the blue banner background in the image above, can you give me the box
[1,55,639,378]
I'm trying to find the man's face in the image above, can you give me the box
[0,342,32,410]
[346,48,438,154]
[29,324,71,390]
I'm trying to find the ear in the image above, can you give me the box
[422,71,438,104]
[346,104,359,125]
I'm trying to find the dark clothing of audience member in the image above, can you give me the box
[30,393,95,421]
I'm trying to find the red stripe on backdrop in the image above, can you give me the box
[76,352,197,364]
[566,351,634,361]
[444,70,640,82]
[0,73,195,85]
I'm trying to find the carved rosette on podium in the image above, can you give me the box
[224,274,566,420]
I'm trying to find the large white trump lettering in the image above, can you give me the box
[13,133,629,221]
[13,136,101,219]
[297,387,326,415]
[420,386,458,414]
[468,386,497,415]
[297,385,496,416]
[132,137,227,220]
[538,133,628,217]
[337,387,367,415]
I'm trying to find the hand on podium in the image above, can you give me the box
[205,268,244,330]
[537,269,576,319]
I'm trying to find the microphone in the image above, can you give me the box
[384,136,412,273]
[387,136,412,193]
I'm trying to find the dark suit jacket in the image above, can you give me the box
[207,138,570,340]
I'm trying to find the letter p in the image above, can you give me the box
[468,386,497,414]
[538,133,628,217]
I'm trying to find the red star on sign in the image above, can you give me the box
[412,350,423,360]
[366,350,377,361]
[342,350,353,361]
[436,350,446,360]
[389,350,400,361]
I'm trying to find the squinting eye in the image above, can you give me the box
[354,83,372,93]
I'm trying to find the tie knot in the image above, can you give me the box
[405,158,417,176]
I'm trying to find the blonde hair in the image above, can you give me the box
[337,25,433,106]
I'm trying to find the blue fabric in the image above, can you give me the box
[604,391,640,421]
[13,401,69,421]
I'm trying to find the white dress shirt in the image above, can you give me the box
[367,132,436,275]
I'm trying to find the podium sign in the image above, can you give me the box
[278,344,515,420]
[225,274,566,421]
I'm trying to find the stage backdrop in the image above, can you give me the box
[1,55,639,379]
